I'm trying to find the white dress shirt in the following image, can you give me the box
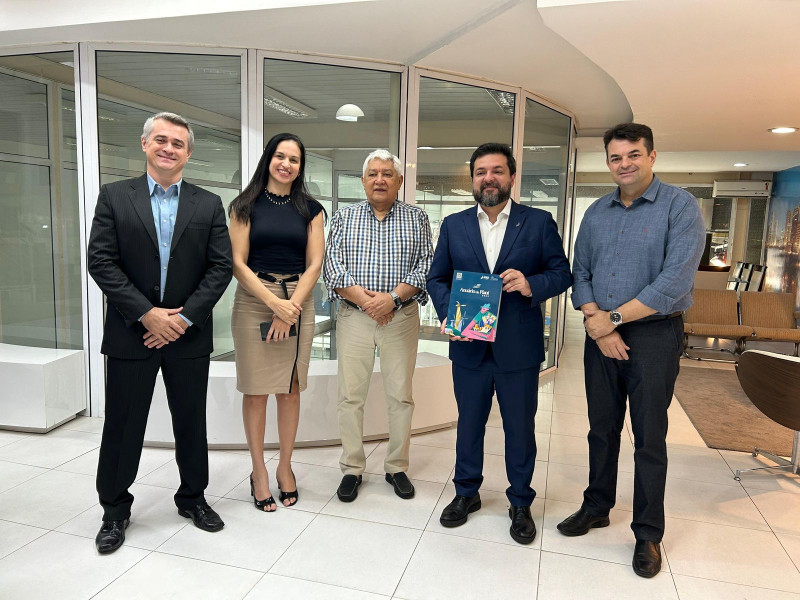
[477,200,512,273]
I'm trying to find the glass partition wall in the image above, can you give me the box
[0,50,83,350]
[0,44,574,415]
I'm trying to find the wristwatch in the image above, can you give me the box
[390,291,403,310]
[609,309,623,326]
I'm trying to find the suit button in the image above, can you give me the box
[154,285,160,291]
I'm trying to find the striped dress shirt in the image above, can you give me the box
[323,200,433,305]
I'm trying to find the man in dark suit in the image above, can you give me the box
[427,143,571,544]
[88,112,232,554]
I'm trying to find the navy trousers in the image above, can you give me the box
[452,346,540,506]
[582,315,683,542]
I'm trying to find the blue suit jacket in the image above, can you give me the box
[427,202,572,371]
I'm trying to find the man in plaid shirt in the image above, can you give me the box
[323,149,433,503]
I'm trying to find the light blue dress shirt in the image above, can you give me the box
[145,173,192,327]
[571,175,706,315]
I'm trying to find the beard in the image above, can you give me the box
[473,181,511,207]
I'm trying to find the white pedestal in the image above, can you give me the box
[144,352,457,448]
[0,343,86,432]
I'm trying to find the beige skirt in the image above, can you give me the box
[231,273,315,395]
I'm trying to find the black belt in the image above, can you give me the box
[256,272,300,298]
[342,298,416,312]
[635,311,682,323]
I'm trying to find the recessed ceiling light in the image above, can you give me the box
[768,127,797,134]
[733,162,748,167]
[418,146,433,150]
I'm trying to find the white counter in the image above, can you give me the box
[144,352,457,448]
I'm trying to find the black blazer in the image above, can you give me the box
[427,202,572,371]
[88,174,233,359]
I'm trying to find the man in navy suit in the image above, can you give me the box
[427,143,571,544]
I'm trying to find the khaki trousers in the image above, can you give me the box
[336,301,419,475]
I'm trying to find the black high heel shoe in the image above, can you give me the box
[277,468,299,506]
[250,473,276,512]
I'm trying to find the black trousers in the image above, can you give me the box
[452,345,539,506]
[581,315,683,542]
[97,351,211,521]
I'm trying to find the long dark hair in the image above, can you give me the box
[228,133,326,225]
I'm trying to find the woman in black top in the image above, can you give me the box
[229,133,325,511]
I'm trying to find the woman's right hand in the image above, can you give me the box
[269,298,302,324]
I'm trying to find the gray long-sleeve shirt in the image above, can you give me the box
[571,175,706,315]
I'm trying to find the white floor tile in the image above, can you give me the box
[550,411,589,437]
[426,484,544,550]
[553,372,587,397]
[548,433,634,473]
[666,446,738,487]
[0,460,48,494]
[365,442,455,483]
[93,551,262,600]
[551,393,589,415]
[664,478,770,531]
[0,469,96,529]
[663,517,800,593]
[0,531,148,600]
[321,472,444,529]
[57,483,193,550]
[540,499,667,571]
[0,429,100,469]
[673,574,800,600]
[536,409,552,434]
[545,461,634,511]
[410,426,457,450]
[244,574,388,600]
[394,531,539,600]
[291,441,379,470]
[59,416,105,434]
[157,497,314,572]
[538,392,554,412]
[0,519,48,559]
[270,514,421,597]
[750,490,800,536]
[137,450,255,498]
[777,533,800,570]
[538,551,679,600]
[0,430,30,449]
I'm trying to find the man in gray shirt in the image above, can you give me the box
[556,123,705,578]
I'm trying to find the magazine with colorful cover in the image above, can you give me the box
[443,270,503,342]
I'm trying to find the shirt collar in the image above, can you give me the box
[476,199,512,222]
[147,173,182,197]
[609,174,661,206]
[365,199,398,218]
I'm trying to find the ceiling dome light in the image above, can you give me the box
[733,162,748,167]
[768,126,797,134]
[336,104,364,122]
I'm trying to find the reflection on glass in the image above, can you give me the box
[699,196,733,266]
[520,98,571,369]
[416,77,516,357]
[95,51,242,358]
[0,51,82,349]
[263,58,401,360]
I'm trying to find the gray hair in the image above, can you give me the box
[142,112,194,152]
[362,149,402,178]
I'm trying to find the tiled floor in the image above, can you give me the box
[1,310,799,599]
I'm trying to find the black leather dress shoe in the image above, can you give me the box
[95,519,129,554]
[337,474,362,502]
[632,539,662,578]
[556,507,610,536]
[509,505,536,545]
[178,502,224,532]
[385,472,415,499]
[440,494,481,528]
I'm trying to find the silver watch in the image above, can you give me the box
[609,309,623,326]
[390,291,402,310]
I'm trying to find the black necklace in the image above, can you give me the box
[265,189,291,206]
